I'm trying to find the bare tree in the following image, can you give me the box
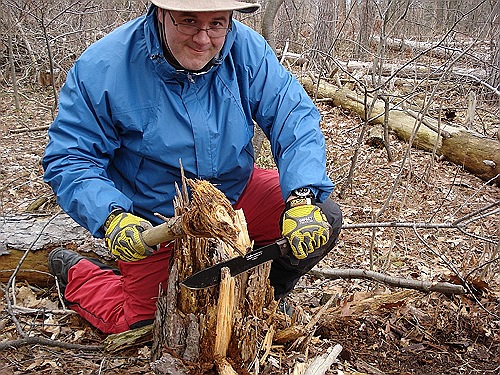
[261,0,285,51]
[489,0,500,103]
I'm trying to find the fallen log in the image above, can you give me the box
[0,213,109,286]
[370,36,490,66]
[338,59,490,83]
[300,77,500,184]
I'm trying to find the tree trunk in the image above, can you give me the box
[489,3,500,104]
[261,0,285,51]
[300,77,500,184]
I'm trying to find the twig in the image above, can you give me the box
[0,336,102,351]
[338,90,372,199]
[449,177,500,223]
[343,221,454,229]
[308,267,466,294]
[11,305,76,315]
[9,125,50,134]
[404,108,451,138]
[452,200,500,226]
[381,96,393,161]
[413,226,500,319]
[465,256,500,285]
[454,71,500,97]
[455,219,499,244]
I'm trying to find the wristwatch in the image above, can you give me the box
[292,187,315,198]
[287,187,316,207]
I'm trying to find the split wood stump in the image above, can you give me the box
[150,178,277,375]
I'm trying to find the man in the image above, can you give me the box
[43,0,342,334]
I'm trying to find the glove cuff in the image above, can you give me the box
[285,197,316,209]
[103,208,125,232]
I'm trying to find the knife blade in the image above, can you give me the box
[181,237,290,289]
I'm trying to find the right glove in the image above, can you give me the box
[104,210,154,262]
[281,198,331,260]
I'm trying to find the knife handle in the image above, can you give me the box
[276,237,290,256]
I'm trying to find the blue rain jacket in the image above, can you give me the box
[43,6,334,237]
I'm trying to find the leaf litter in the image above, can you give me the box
[0,87,499,374]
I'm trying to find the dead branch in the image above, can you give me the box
[10,125,50,134]
[303,344,343,375]
[103,324,153,353]
[11,305,76,315]
[308,268,466,294]
[0,336,102,351]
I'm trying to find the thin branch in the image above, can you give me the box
[0,336,102,351]
[413,226,500,319]
[449,176,500,223]
[465,256,500,284]
[309,267,466,294]
[11,305,76,315]
[452,200,500,225]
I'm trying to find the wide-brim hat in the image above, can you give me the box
[151,0,260,13]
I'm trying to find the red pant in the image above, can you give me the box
[64,167,285,333]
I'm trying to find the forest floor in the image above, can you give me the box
[0,84,499,375]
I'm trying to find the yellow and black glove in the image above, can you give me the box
[104,210,154,262]
[281,198,331,260]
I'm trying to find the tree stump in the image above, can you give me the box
[151,178,275,374]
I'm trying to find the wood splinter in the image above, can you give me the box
[214,267,236,358]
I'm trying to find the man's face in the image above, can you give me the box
[159,9,231,71]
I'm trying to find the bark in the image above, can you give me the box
[300,77,500,184]
[261,0,285,51]
[0,213,109,286]
[151,178,275,374]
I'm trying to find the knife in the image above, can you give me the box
[181,237,291,289]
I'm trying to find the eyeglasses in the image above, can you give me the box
[167,11,231,38]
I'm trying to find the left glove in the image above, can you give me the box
[281,198,331,260]
[104,210,154,262]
